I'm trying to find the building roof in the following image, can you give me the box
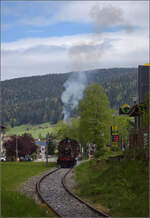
[35,141,46,146]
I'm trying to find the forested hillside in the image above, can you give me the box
[1,68,137,126]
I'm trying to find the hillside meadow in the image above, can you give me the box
[6,122,58,139]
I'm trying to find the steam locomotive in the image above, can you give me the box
[57,137,80,168]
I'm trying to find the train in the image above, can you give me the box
[57,137,80,168]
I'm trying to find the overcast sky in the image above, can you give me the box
[1,0,149,80]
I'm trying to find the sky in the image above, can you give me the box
[1,0,149,80]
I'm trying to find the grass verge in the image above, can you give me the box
[1,161,58,217]
[74,159,149,217]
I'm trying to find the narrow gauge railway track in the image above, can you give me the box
[36,167,109,217]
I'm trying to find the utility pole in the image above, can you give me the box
[121,129,123,150]
[45,133,49,167]
[16,135,18,161]
[113,112,115,128]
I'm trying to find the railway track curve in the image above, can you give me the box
[36,167,110,217]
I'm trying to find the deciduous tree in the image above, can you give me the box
[4,134,37,159]
[78,83,112,155]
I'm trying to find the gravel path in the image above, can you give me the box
[19,168,57,204]
[40,168,102,217]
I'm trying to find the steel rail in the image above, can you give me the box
[62,167,111,217]
[36,167,61,217]
[36,166,111,217]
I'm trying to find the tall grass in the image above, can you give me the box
[74,160,149,217]
[1,162,57,217]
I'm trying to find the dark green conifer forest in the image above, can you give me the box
[1,68,137,126]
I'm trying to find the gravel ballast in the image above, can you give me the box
[40,168,102,217]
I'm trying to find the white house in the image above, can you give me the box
[0,125,6,155]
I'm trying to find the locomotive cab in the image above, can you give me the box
[57,138,79,168]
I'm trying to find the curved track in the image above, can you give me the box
[36,167,109,217]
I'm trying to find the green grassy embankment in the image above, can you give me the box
[101,146,124,159]
[74,160,149,217]
[6,122,58,139]
[1,162,58,217]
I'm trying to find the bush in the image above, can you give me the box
[31,153,37,160]
[124,147,149,160]
[110,146,120,152]
[94,147,106,158]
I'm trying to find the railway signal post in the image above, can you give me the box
[111,113,119,148]
[111,112,119,147]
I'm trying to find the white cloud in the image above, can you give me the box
[2,1,149,80]
[2,28,149,80]
[6,1,148,33]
